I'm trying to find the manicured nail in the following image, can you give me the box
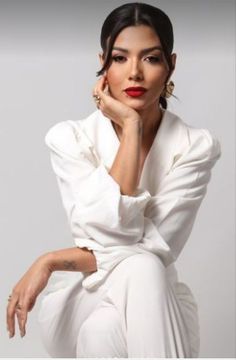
[8,332,13,338]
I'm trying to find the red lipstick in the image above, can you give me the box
[124,87,147,97]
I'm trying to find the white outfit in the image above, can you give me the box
[37,108,221,358]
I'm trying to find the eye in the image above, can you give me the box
[112,55,126,63]
[145,56,161,64]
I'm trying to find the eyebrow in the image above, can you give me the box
[112,46,163,54]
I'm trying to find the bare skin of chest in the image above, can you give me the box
[137,147,151,183]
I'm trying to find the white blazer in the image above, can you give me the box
[45,108,221,290]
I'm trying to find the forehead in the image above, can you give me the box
[113,25,161,47]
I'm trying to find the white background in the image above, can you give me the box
[0,0,235,357]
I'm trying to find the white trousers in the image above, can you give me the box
[37,252,199,358]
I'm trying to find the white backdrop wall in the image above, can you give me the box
[0,0,235,357]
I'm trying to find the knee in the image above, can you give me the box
[77,303,126,357]
[79,305,119,337]
[77,317,105,357]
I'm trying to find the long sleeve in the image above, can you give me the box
[45,120,151,244]
[45,120,152,287]
[45,119,221,289]
[140,127,222,265]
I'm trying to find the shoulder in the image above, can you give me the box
[44,120,82,155]
[186,123,221,162]
[172,114,221,160]
[167,110,222,166]
[45,110,100,146]
[44,110,100,162]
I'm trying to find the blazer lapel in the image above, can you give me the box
[139,109,189,193]
[79,109,189,195]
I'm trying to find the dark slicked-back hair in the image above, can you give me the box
[96,2,175,109]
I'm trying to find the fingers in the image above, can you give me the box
[93,74,106,95]
[16,301,29,337]
[92,75,108,108]
[98,75,109,97]
[7,291,35,338]
[7,292,18,338]
[19,295,36,337]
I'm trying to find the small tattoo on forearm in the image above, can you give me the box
[63,261,77,270]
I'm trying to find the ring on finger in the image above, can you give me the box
[16,303,22,310]
[94,97,101,104]
[93,94,101,105]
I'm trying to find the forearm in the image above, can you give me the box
[109,120,142,196]
[45,246,97,273]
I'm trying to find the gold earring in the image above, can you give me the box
[161,80,175,98]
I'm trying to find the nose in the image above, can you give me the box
[128,59,143,81]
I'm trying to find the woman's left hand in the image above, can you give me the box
[6,254,52,338]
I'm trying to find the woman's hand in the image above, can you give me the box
[6,253,52,338]
[93,74,141,128]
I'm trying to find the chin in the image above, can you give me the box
[120,95,146,105]
[123,98,149,111]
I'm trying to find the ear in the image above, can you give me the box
[99,52,105,67]
[169,53,177,77]
[165,53,177,83]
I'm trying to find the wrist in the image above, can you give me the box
[123,118,143,137]
[37,252,55,274]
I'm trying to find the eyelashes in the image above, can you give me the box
[112,55,125,63]
[111,55,162,64]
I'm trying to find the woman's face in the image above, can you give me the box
[99,25,176,111]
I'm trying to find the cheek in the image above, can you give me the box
[106,68,123,87]
[148,70,168,89]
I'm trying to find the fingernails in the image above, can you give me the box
[20,324,25,338]
[8,331,13,338]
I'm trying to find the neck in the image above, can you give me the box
[137,103,163,140]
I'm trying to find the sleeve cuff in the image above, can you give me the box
[91,163,152,225]
[75,241,143,290]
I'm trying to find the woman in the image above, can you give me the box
[6,2,221,358]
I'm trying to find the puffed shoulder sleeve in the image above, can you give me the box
[140,128,222,266]
[44,120,151,265]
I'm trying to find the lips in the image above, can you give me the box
[124,87,147,97]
